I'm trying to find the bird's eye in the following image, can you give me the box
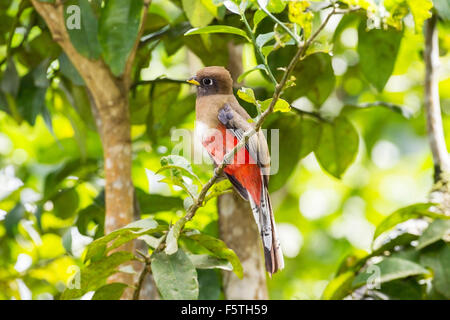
[202,78,213,86]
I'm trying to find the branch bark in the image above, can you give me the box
[424,14,450,181]
[31,0,154,299]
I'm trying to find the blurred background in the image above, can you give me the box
[1,0,449,299]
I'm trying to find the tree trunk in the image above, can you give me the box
[424,14,450,215]
[216,43,268,300]
[218,192,269,299]
[31,0,157,299]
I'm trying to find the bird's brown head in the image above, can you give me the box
[187,66,233,96]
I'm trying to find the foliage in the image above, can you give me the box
[0,0,449,300]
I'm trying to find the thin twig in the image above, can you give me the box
[241,12,278,85]
[258,6,300,46]
[123,0,152,89]
[133,250,151,300]
[131,78,188,88]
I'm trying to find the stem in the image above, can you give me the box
[258,6,300,46]
[241,12,278,85]
[424,14,450,181]
[131,78,188,88]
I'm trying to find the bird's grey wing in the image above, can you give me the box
[218,103,271,177]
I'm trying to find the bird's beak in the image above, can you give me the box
[186,77,200,86]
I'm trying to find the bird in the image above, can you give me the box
[187,66,284,275]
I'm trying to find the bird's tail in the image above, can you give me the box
[248,183,284,275]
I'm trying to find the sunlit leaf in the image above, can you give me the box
[237,87,257,105]
[182,0,215,27]
[184,25,250,41]
[373,203,449,240]
[352,257,429,288]
[417,219,450,250]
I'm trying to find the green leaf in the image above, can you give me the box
[16,72,48,126]
[283,52,335,106]
[146,83,189,143]
[315,116,359,179]
[434,0,450,20]
[256,32,274,49]
[258,0,285,13]
[184,233,243,279]
[420,241,450,299]
[151,249,199,300]
[357,23,402,92]
[183,34,229,66]
[84,218,162,261]
[406,0,433,32]
[158,155,199,182]
[64,0,102,60]
[260,98,290,113]
[43,159,98,199]
[62,229,73,255]
[58,53,84,86]
[237,87,257,105]
[92,283,128,300]
[52,188,80,219]
[373,203,449,240]
[237,64,267,83]
[204,179,233,203]
[4,204,25,237]
[197,269,221,300]
[352,257,429,288]
[0,59,20,97]
[98,0,143,76]
[77,201,105,239]
[223,0,240,14]
[253,9,267,29]
[379,278,426,300]
[322,271,355,300]
[184,25,250,41]
[417,219,450,250]
[61,251,135,300]
[182,0,215,28]
[188,254,233,271]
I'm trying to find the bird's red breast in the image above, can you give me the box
[201,123,262,204]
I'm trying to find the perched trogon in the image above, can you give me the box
[187,66,284,275]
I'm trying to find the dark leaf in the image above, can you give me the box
[283,52,335,106]
[357,23,402,91]
[98,0,143,75]
[315,116,359,179]
[64,0,102,59]
[92,283,128,300]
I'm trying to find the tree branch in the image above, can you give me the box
[424,14,450,181]
[162,6,339,239]
[133,250,151,300]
